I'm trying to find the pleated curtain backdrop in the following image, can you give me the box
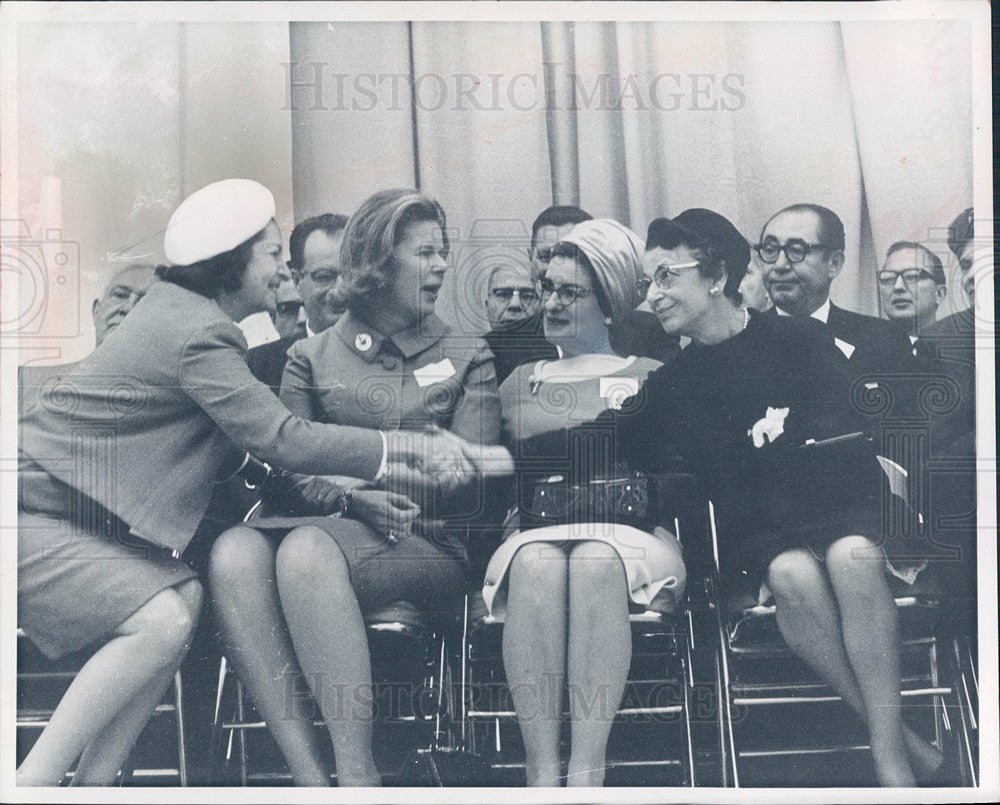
[15,17,973,356]
[287,18,972,333]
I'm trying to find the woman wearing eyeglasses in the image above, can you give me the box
[592,209,943,787]
[480,219,687,787]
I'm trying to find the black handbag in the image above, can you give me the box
[528,471,653,527]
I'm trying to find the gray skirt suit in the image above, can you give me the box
[19,281,386,658]
[250,310,503,611]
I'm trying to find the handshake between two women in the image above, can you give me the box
[381,426,514,498]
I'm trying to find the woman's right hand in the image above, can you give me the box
[346,489,421,541]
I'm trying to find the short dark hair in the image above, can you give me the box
[288,213,348,271]
[762,203,845,253]
[946,208,974,258]
[530,206,592,251]
[885,241,946,285]
[646,213,748,303]
[155,228,264,298]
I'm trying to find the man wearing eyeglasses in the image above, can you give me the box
[483,258,557,385]
[877,241,947,345]
[756,203,913,377]
[270,264,307,341]
[248,213,348,392]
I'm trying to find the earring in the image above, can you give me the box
[709,286,720,296]
[604,317,613,326]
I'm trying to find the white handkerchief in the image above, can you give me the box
[833,337,856,359]
[413,358,456,387]
[599,376,640,410]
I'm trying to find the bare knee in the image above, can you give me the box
[825,535,883,575]
[509,542,567,585]
[208,526,274,591]
[123,588,197,665]
[767,550,823,606]
[568,541,626,591]
[275,526,351,595]
[825,536,893,604]
[173,578,204,623]
[507,542,567,609]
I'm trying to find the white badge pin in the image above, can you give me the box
[355,333,372,351]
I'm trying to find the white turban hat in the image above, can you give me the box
[560,219,645,324]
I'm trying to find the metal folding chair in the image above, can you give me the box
[16,628,188,785]
[457,477,710,787]
[459,594,696,786]
[705,501,978,787]
[209,601,458,785]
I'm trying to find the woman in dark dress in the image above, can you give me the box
[209,189,503,786]
[605,209,943,787]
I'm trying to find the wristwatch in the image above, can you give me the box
[335,490,353,518]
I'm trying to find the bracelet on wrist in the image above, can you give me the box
[336,489,353,518]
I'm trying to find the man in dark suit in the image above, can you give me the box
[756,203,914,377]
[919,208,976,355]
[756,204,929,570]
[909,210,976,453]
[912,210,977,623]
[878,241,947,349]
[247,213,348,391]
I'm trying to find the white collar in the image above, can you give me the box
[776,297,830,323]
[306,322,316,338]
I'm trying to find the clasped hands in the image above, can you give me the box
[381,426,514,497]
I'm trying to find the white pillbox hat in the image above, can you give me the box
[164,179,275,266]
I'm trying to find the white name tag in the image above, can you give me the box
[599,376,639,410]
[834,338,856,359]
[413,358,456,387]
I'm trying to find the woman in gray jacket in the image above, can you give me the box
[16,179,466,786]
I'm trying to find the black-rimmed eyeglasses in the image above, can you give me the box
[755,239,833,264]
[539,278,594,305]
[876,269,938,287]
[276,301,304,316]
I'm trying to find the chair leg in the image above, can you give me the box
[208,656,229,785]
[951,637,979,786]
[235,678,248,787]
[173,671,187,786]
[681,642,696,787]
